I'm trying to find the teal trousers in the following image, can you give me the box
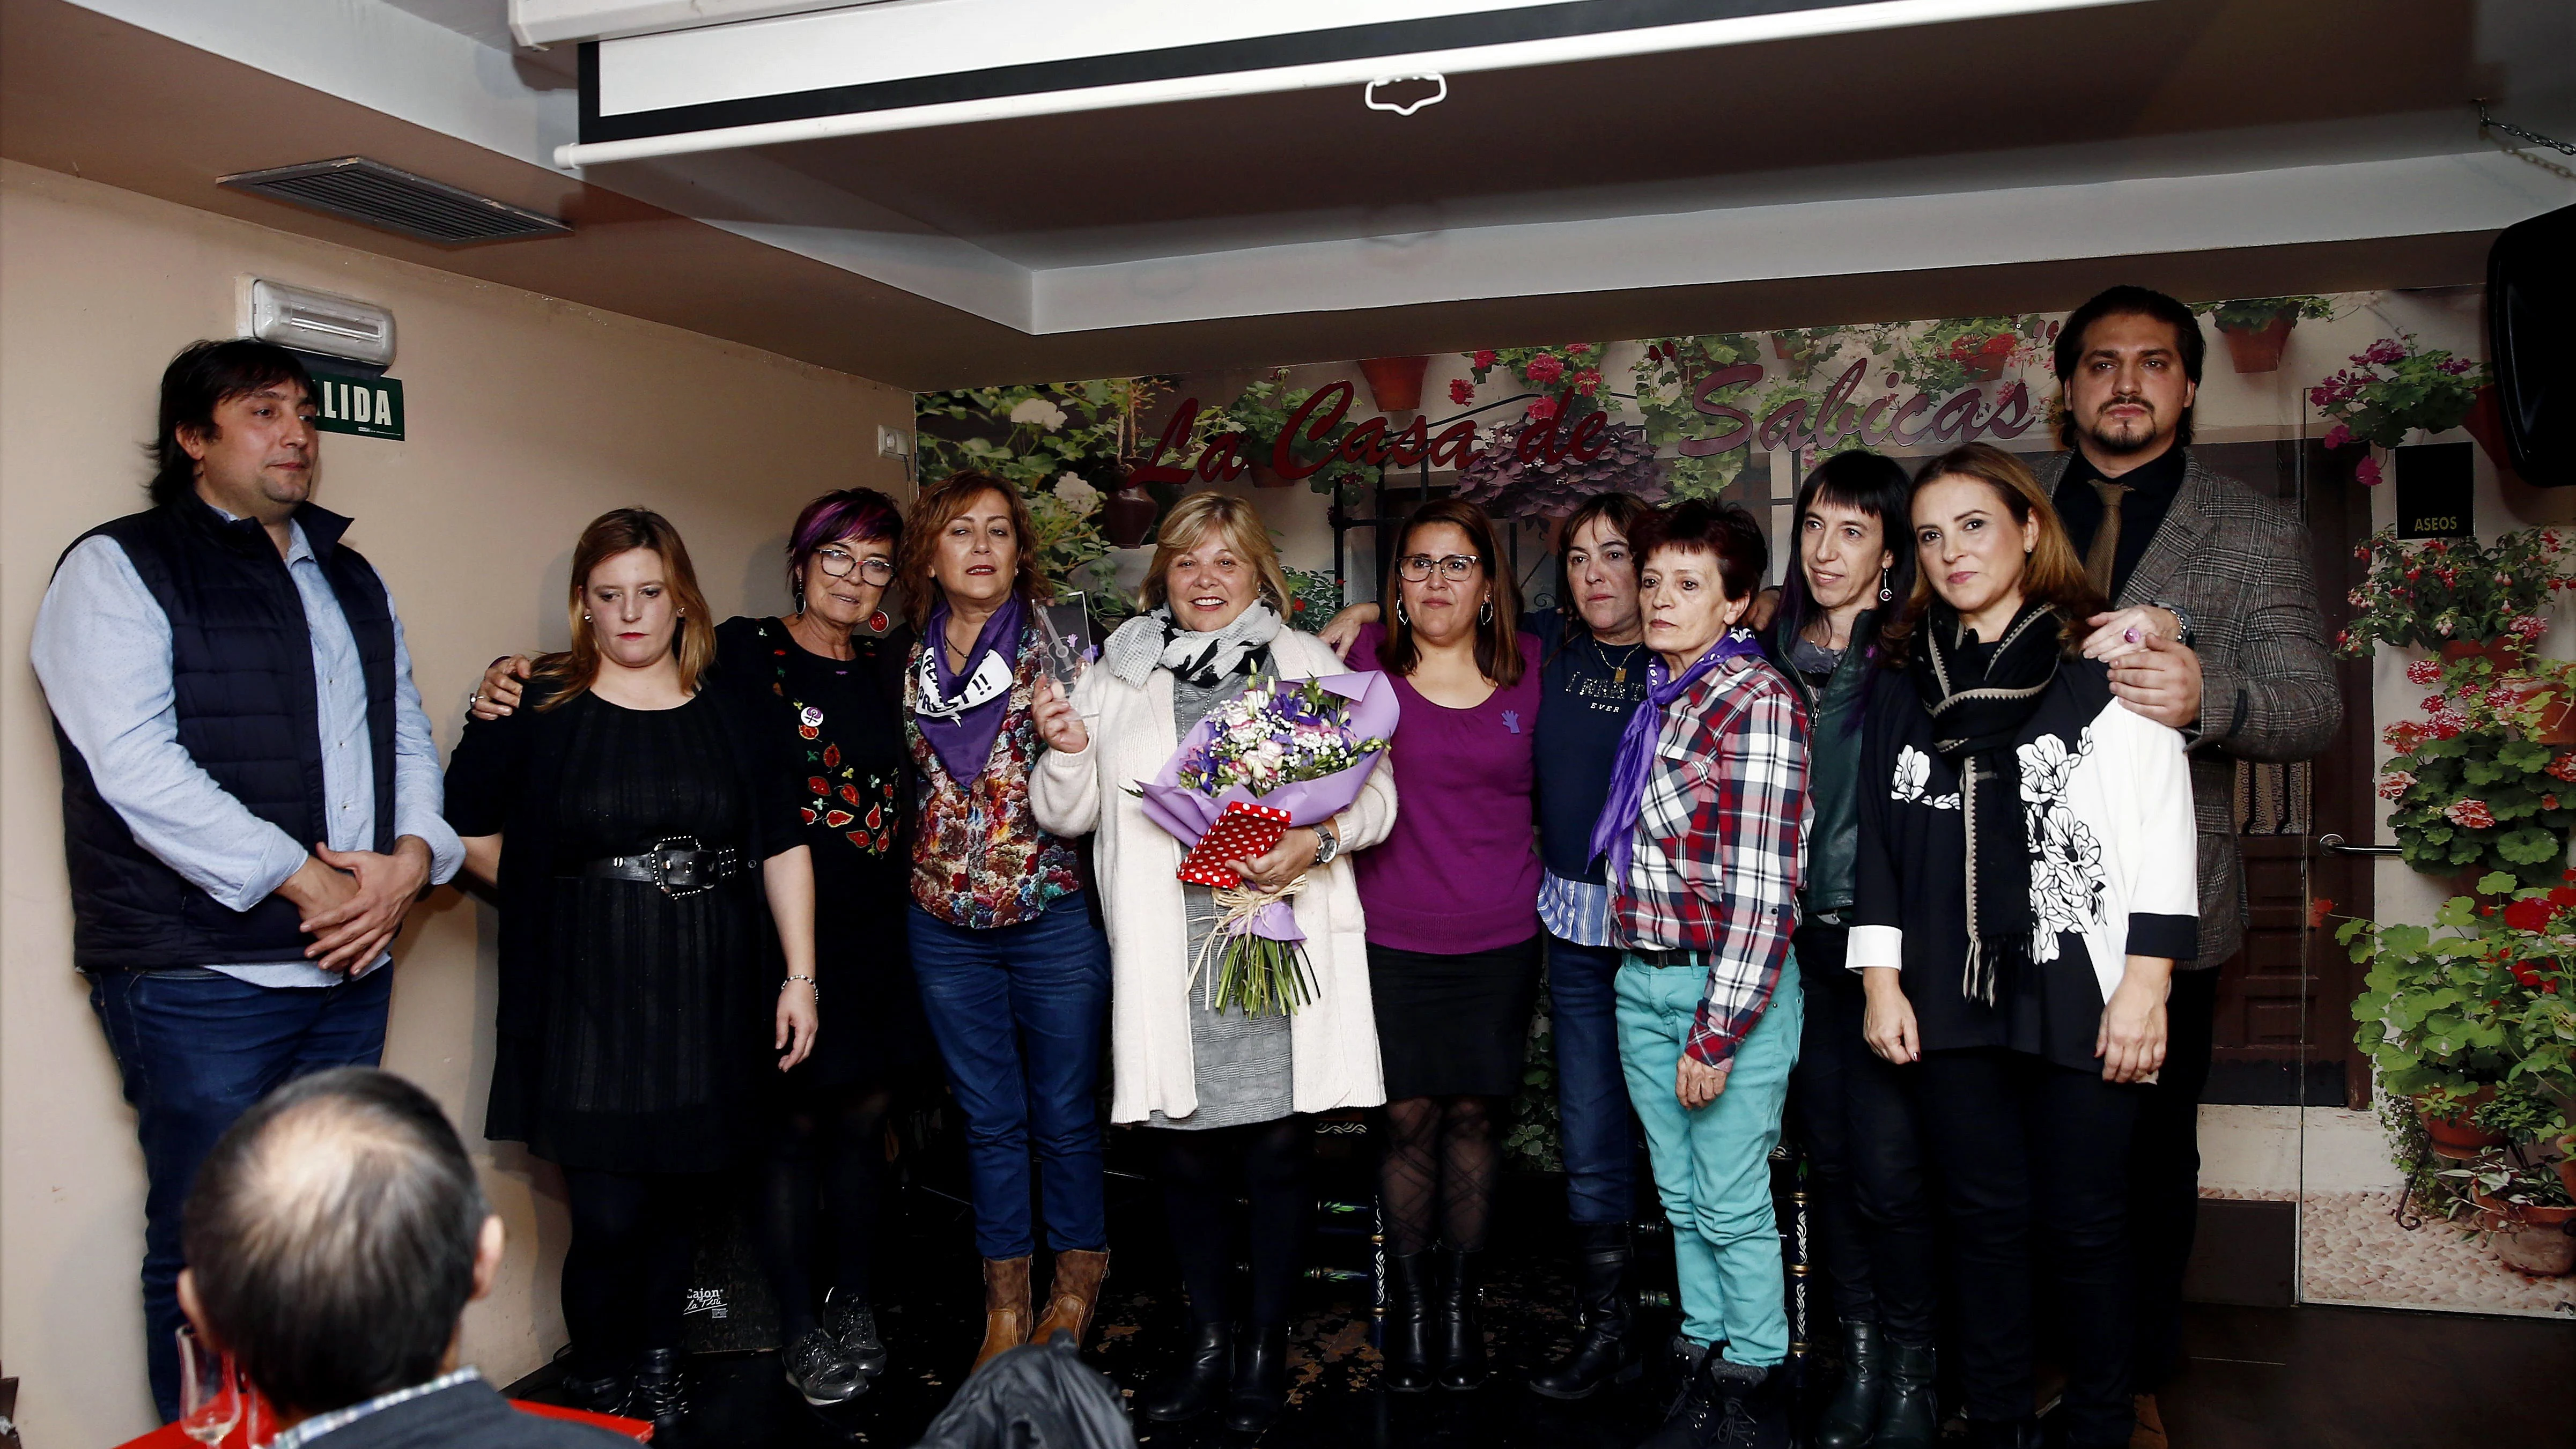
[1616,952,1803,1365]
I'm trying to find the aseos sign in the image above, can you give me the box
[1128,358,2043,487]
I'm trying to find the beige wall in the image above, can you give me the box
[0,159,912,1446]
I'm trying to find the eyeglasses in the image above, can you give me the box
[1396,553,1482,582]
[815,548,895,585]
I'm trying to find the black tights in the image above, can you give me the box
[1378,1095,1500,1255]
[755,1084,894,1341]
[562,1169,705,1377]
[1159,1117,1312,1330]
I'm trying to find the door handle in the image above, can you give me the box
[2316,832,2401,857]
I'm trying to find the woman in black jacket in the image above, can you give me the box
[1759,450,1934,1449]
[449,508,818,1434]
[1852,445,2196,1449]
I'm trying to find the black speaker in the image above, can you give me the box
[2485,202,2576,486]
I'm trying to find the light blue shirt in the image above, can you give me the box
[1538,868,1614,949]
[31,514,462,987]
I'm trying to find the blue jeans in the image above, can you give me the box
[1617,953,1802,1365]
[1547,934,1636,1225]
[88,965,393,1420]
[908,898,1110,1260]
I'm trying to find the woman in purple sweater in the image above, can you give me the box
[1344,497,1544,1394]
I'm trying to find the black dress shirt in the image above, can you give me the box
[2051,443,2188,601]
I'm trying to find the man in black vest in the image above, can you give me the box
[31,339,460,1420]
[2039,287,2340,1446]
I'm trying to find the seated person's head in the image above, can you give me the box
[179,1068,504,1422]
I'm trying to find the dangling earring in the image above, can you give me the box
[1395,598,1409,627]
[1478,599,1494,626]
[868,609,890,633]
[1878,567,1893,603]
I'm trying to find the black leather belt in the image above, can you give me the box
[1627,947,1703,969]
[576,838,746,898]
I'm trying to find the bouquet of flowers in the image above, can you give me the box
[1134,672,1397,1015]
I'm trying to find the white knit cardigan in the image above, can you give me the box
[1030,629,1396,1125]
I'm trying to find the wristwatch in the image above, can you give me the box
[1312,823,1341,867]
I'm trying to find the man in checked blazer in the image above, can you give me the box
[2035,285,2341,1444]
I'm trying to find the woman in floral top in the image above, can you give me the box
[897,470,1110,1372]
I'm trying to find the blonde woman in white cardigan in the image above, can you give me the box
[1031,492,1394,1433]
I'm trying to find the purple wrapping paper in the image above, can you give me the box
[1134,671,1399,943]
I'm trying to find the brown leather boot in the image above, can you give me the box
[1029,1248,1111,1351]
[971,1256,1032,1373]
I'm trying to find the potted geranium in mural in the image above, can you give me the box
[2343,877,2576,1226]
[1453,343,1666,517]
[2311,334,2491,486]
[2192,295,2334,373]
[2336,527,2576,668]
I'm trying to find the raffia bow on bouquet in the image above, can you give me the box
[1132,672,1396,1015]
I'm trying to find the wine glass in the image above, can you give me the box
[177,1325,242,1445]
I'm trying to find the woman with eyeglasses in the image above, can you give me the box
[1332,497,1543,1393]
[1323,491,1656,1399]
[469,489,925,1406]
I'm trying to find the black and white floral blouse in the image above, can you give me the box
[1850,657,2198,1071]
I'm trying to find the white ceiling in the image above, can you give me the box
[38,0,2576,380]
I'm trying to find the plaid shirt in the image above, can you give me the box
[1610,650,1809,1067]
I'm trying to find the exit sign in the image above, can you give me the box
[307,366,404,440]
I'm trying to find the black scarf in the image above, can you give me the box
[1909,600,2065,1005]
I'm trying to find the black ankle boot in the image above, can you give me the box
[558,1361,630,1416]
[1874,1341,1939,1449]
[630,1348,689,1433]
[1381,1251,1435,1393]
[1224,1323,1290,1433]
[1433,1245,1486,1391]
[1139,1321,1231,1422]
[1529,1222,1638,1401]
[1816,1318,1886,1448]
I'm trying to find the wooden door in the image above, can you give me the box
[2192,441,2375,1110]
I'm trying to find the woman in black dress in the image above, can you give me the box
[471,490,925,1406]
[450,508,818,1433]
[721,491,928,1404]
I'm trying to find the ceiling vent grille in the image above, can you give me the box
[218,158,570,246]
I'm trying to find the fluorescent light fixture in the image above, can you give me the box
[239,278,397,367]
[557,0,2145,168]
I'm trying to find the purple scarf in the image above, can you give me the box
[913,593,1025,785]
[1588,627,1767,885]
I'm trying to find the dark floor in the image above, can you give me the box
[507,1145,2576,1448]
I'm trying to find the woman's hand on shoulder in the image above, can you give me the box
[469,655,534,720]
[1033,675,1090,755]
[1317,604,1379,661]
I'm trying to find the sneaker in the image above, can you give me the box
[783,1327,868,1406]
[823,1290,889,1377]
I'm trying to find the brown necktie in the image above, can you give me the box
[2084,478,2130,597]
